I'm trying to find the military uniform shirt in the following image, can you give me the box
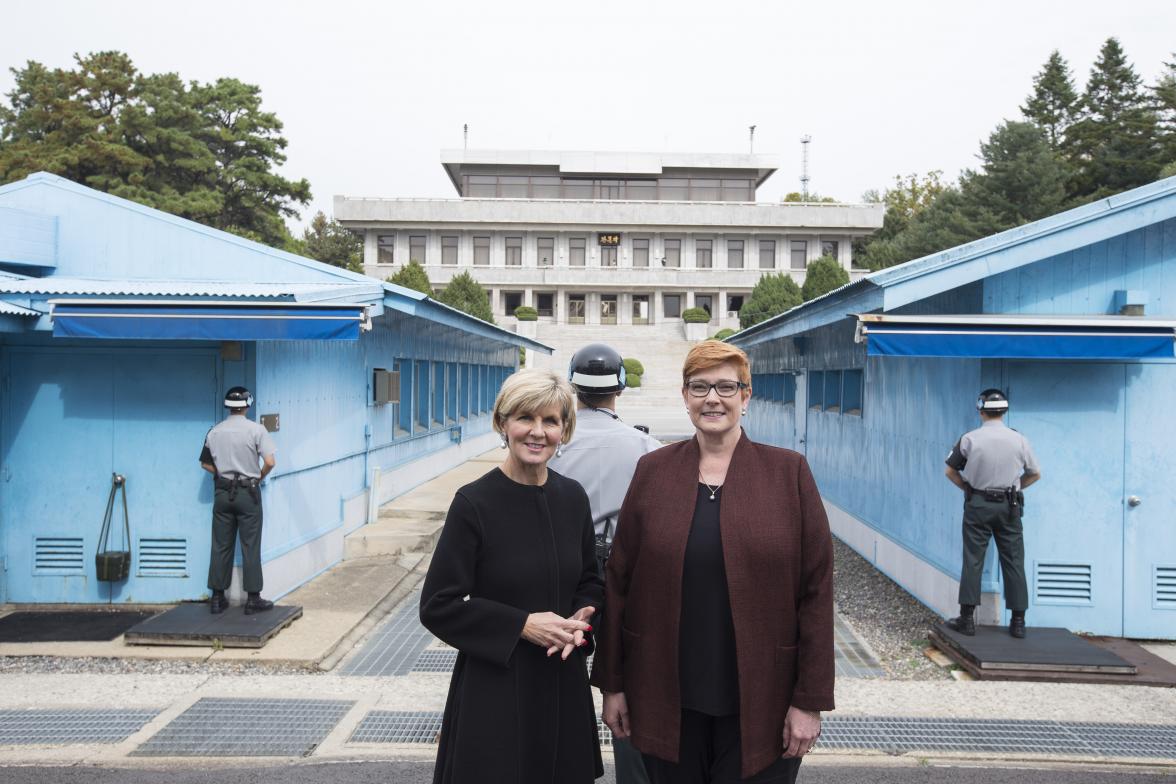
[200,415,277,479]
[946,419,1039,490]
[548,408,661,543]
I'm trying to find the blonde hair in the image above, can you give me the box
[682,340,752,386]
[492,368,577,444]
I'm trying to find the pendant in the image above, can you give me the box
[709,493,716,501]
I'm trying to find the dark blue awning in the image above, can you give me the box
[856,315,1176,360]
[51,301,369,341]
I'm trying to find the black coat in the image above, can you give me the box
[420,467,604,784]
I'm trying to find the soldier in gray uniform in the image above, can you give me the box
[549,343,660,784]
[944,389,1041,638]
[199,387,277,615]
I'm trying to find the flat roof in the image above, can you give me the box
[440,149,780,193]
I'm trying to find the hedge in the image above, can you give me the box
[713,328,736,341]
[622,357,645,377]
[626,373,642,388]
[682,307,711,323]
[513,305,538,321]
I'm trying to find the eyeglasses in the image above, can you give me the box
[685,381,748,398]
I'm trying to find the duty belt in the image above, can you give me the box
[215,475,259,502]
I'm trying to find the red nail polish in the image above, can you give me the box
[586,625,593,632]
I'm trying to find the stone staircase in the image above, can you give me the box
[526,322,694,409]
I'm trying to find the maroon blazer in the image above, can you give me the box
[590,432,835,778]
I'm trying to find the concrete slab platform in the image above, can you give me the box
[124,604,302,648]
[932,623,1136,674]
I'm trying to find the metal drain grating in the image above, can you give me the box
[341,589,435,676]
[833,612,884,678]
[0,709,158,745]
[131,698,353,757]
[345,711,1176,759]
[412,649,458,672]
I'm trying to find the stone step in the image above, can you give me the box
[345,512,447,559]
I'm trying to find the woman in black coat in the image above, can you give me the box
[421,368,604,784]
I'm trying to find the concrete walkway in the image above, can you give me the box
[0,449,1173,767]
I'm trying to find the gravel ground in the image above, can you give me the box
[0,539,949,681]
[832,537,950,681]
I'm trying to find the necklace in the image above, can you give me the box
[698,471,721,502]
[588,406,620,421]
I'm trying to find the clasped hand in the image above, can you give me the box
[521,606,595,660]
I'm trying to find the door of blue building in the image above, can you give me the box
[2,347,218,603]
[1122,363,1176,639]
[1007,362,1125,636]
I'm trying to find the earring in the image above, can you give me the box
[555,443,564,458]
[742,408,748,416]
[499,433,508,449]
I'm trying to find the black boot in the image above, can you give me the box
[244,593,274,615]
[209,591,229,615]
[1009,611,1026,639]
[945,605,976,636]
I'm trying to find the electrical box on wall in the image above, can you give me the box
[260,414,280,432]
[373,368,400,405]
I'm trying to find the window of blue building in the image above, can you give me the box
[433,363,446,426]
[824,370,842,413]
[783,373,796,405]
[843,369,864,415]
[395,360,412,436]
[458,364,470,419]
[448,363,459,422]
[808,371,824,410]
[416,360,430,431]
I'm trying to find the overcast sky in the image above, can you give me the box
[4,0,1174,228]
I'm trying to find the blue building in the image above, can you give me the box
[0,173,544,605]
[730,176,1176,640]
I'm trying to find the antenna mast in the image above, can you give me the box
[748,125,756,154]
[799,135,811,199]
[463,124,469,151]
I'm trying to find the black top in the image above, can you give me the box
[679,483,740,716]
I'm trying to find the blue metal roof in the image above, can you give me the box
[730,174,1176,346]
[0,299,38,317]
[0,277,383,300]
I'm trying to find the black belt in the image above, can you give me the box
[976,487,1013,502]
[215,475,259,502]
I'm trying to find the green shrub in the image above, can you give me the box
[513,305,538,321]
[622,357,645,377]
[740,272,803,328]
[801,255,850,301]
[626,373,642,388]
[682,307,711,323]
[713,328,736,341]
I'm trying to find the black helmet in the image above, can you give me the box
[224,386,254,410]
[976,388,1009,413]
[568,343,626,395]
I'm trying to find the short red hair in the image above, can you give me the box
[682,340,751,386]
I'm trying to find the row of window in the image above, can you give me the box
[381,360,513,436]
[378,234,840,270]
[750,370,864,416]
[497,292,742,320]
[461,175,755,202]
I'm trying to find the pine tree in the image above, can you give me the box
[386,260,432,295]
[301,212,362,272]
[801,256,850,301]
[1155,53,1176,177]
[436,271,495,324]
[738,273,802,328]
[1021,50,1078,150]
[965,121,1070,226]
[1065,38,1163,201]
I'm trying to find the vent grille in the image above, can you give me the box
[34,537,85,573]
[1035,562,1092,604]
[1156,566,1176,609]
[137,538,188,577]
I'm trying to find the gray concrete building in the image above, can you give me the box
[335,150,885,333]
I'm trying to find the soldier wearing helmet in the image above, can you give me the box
[944,388,1041,639]
[548,343,660,784]
[198,387,278,615]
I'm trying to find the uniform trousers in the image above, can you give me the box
[208,486,264,593]
[958,495,1027,610]
[643,711,802,784]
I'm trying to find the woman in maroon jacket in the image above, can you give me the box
[592,341,834,783]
